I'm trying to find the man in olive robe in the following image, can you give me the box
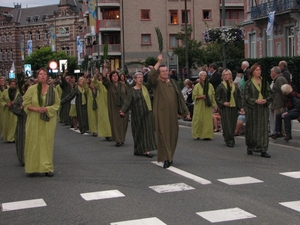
[0,80,19,142]
[148,54,190,168]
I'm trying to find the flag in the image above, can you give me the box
[27,40,32,56]
[77,36,82,65]
[266,11,275,36]
[20,41,25,61]
[49,26,56,52]
[88,0,97,36]
[8,61,15,79]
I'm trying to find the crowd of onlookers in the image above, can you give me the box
[0,58,298,176]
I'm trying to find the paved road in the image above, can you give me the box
[1,121,300,225]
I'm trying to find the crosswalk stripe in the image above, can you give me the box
[280,171,300,179]
[196,207,256,223]
[279,200,300,212]
[149,183,195,193]
[152,161,212,185]
[1,198,47,212]
[80,190,125,201]
[111,217,166,225]
[218,176,263,185]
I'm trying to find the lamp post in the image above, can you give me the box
[184,0,189,78]
[222,0,227,68]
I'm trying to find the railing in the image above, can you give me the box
[221,18,244,26]
[92,44,121,53]
[99,20,121,29]
[220,0,244,3]
[98,0,120,3]
[251,0,300,19]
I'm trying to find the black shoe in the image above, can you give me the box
[203,138,211,141]
[163,160,173,168]
[261,152,271,158]
[115,142,122,147]
[105,137,112,141]
[45,172,54,177]
[271,132,283,139]
[226,143,234,148]
[284,134,292,141]
[92,133,97,137]
[247,149,253,155]
[145,153,153,158]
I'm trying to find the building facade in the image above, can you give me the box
[0,0,82,76]
[243,0,300,58]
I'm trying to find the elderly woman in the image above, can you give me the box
[243,63,272,158]
[23,68,60,177]
[216,69,242,147]
[102,62,129,147]
[272,84,300,141]
[61,76,89,134]
[192,71,217,140]
[120,72,157,157]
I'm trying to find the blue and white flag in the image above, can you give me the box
[77,36,82,65]
[266,11,275,36]
[27,40,32,56]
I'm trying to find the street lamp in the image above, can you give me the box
[221,0,227,68]
[184,0,189,77]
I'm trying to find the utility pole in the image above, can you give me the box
[184,0,189,78]
[222,0,227,68]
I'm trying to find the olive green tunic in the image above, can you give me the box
[0,88,19,142]
[148,69,189,162]
[23,85,60,173]
[90,80,112,137]
[191,83,216,139]
[243,79,272,152]
[121,87,157,155]
[102,78,129,143]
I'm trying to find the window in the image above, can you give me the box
[4,49,8,61]
[266,34,273,57]
[21,32,25,41]
[286,26,294,57]
[57,27,69,37]
[44,31,48,40]
[4,33,7,42]
[169,34,178,49]
[36,31,40,40]
[181,10,190,24]
[170,10,178,24]
[8,32,12,42]
[28,31,32,40]
[0,49,2,61]
[0,34,2,43]
[141,10,150,20]
[61,46,70,55]
[141,34,151,45]
[249,32,256,58]
[203,10,211,20]
[10,49,13,61]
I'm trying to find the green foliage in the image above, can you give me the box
[81,55,89,72]
[103,42,109,60]
[24,46,79,75]
[144,56,157,66]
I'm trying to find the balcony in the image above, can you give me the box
[92,44,121,55]
[221,18,244,26]
[220,0,244,7]
[98,0,120,7]
[99,20,121,30]
[251,0,300,19]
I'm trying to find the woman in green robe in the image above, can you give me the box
[243,63,272,158]
[0,79,19,142]
[102,63,129,147]
[61,77,89,134]
[192,71,217,140]
[120,72,157,157]
[216,69,242,147]
[23,68,60,177]
[90,71,112,140]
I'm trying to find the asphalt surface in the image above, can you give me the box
[1,120,300,225]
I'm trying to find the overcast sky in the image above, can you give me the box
[2,0,60,8]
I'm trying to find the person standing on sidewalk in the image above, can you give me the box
[148,54,190,168]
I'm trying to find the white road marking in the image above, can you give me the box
[279,200,300,212]
[280,171,300,179]
[196,207,256,223]
[152,161,211,185]
[1,198,47,212]
[218,176,263,185]
[80,190,125,201]
[149,183,195,193]
[111,217,166,225]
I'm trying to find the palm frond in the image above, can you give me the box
[103,42,109,60]
[155,27,163,53]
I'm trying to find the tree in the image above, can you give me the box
[24,46,79,76]
[172,27,203,71]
